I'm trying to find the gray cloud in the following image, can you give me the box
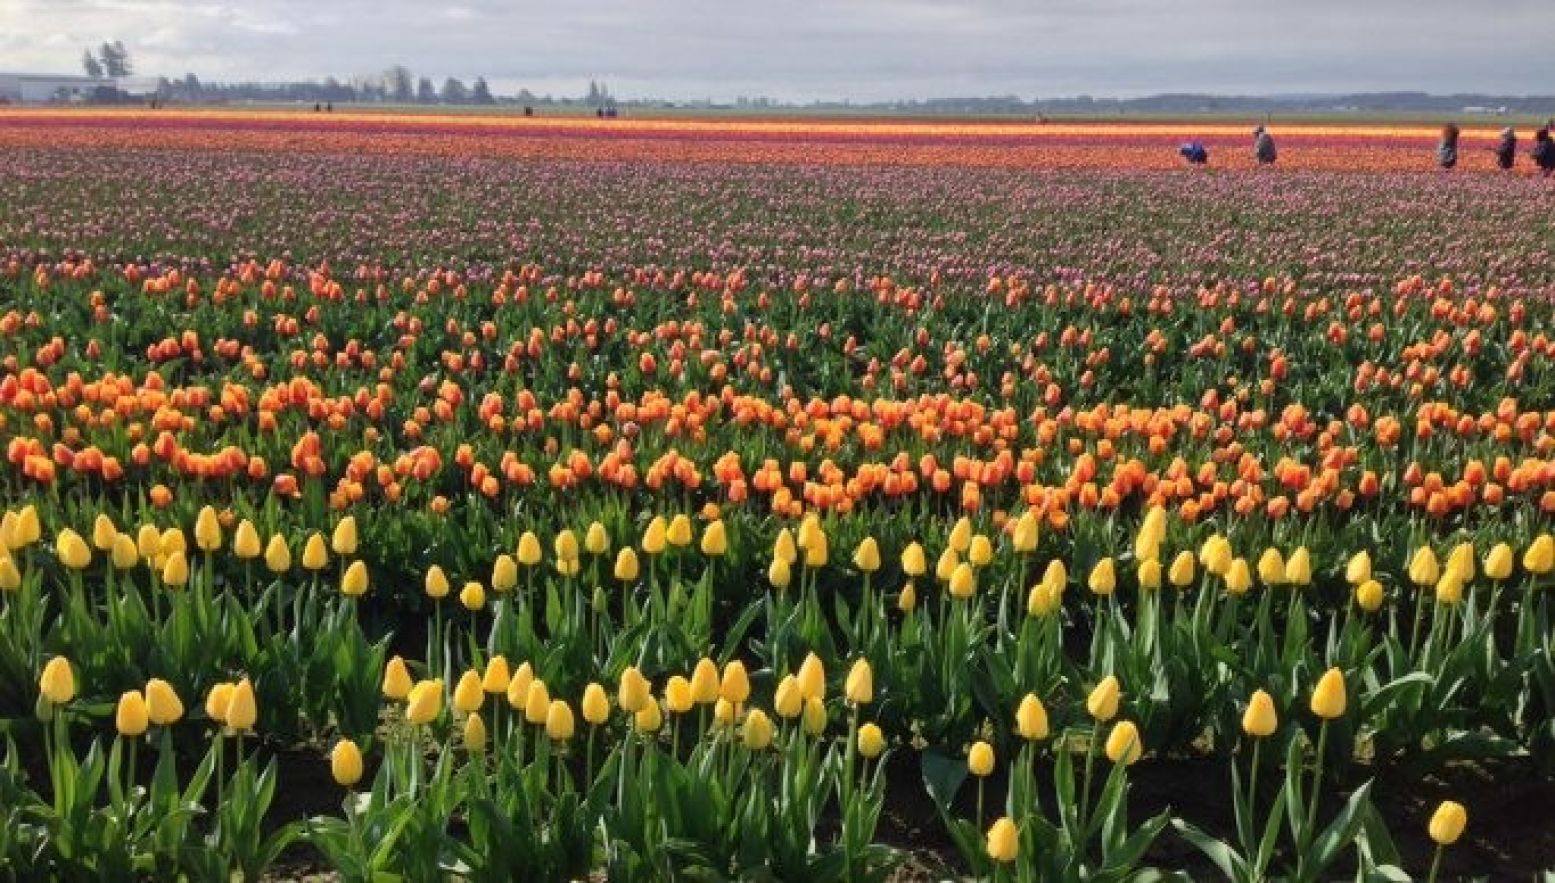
[3,0,1553,100]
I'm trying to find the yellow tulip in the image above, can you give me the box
[1087,675,1121,721]
[56,529,91,570]
[464,712,487,752]
[968,741,994,776]
[1309,667,1347,720]
[425,565,450,599]
[554,529,580,562]
[1435,573,1464,607]
[1224,558,1253,595]
[664,676,693,714]
[1483,543,1514,581]
[948,517,973,553]
[302,533,329,571]
[690,658,721,704]
[482,656,511,694]
[159,527,185,556]
[1199,535,1232,576]
[1355,579,1385,613]
[1016,693,1050,741]
[116,690,149,738]
[264,535,291,573]
[1409,547,1440,586]
[524,679,551,725]
[768,556,792,590]
[853,537,881,573]
[968,535,993,568]
[1446,543,1475,583]
[506,663,534,710]
[136,524,161,560]
[614,548,640,582]
[226,678,258,731]
[582,682,611,724]
[700,520,728,557]
[797,514,823,552]
[935,547,959,583]
[845,658,873,705]
[802,696,827,735]
[1026,582,1061,618]
[618,666,652,713]
[1168,551,1196,588]
[161,551,189,587]
[15,505,40,546]
[1257,548,1286,586]
[233,520,262,559]
[331,739,364,787]
[491,554,518,592]
[546,699,576,741]
[585,522,610,555]
[1088,558,1117,595]
[641,516,667,555]
[39,656,75,705]
[635,700,663,733]
[900,541,926,576]
[803,533,829,568]
[194,506,223,552]
[1137,558,1162,591]
[858,722,885,758]
[1284,547,1312,586]
[1105,720,1143,765]
[666,514,693,548]
[1523,534,1554,575]
[460,581,486,611]
[1242,689,1278,738]
[1428,800,1467,846]
[0,553,22,589]
[949,562,976,599]
[774,528,798,565]
[205,682,233,723]
[341,560,369,597]
[145,678,184,725]
[1012,510,1040,554]
[331,515,358,556]
[453,670,484,713]
[797,653,826,701]
[986,817,1019,863]
[742,709,774,750]
[898,581,918,612]
[101,525,135,568]
[720,660,751,704]
[774,675,803,719]
[517,531,542,567]
[1136,505,1167,557]
[382,656,412,700]
[1345,551,1372,585]
[92,514,118,551]
[1043,559,1068,593]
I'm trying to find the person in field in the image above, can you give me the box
[1437,124,1460,170]
[1178,141,1209,166]
[1533,128,1555,177]
[1494,127,1517,170]
[1253,126,1277,164]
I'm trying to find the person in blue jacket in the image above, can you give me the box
[1253,126,1277,164]
[1178,141,1209,165]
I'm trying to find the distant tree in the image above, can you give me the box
[417,77,437,104]
[440,77,468,104]
[386,65,414,103]
[471,76,494,104]
[585,80,601,105]
[99,41,132,77]
[81,50,104,79]
[182,73,203,100]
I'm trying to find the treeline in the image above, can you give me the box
[153,68,505,106]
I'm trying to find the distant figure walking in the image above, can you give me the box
[1178,141,1209,166]
[1437,124,1460,170]
[1494,127,1517,170]
[1253,126,1277,164]
[1533,128,1555,177]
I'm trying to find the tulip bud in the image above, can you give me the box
[453,670,484,714]
[160,527,186,556]
[1446,542,1475,583]
[331,739,364,787]
[460,581,486,611]
[1088,557,1116,595]
[15,505,40,547]
[986,817,1019,863]
[802,696,827,735]
[490,554,518,592]
[1199,535,1232,576]
[341,560,369,597]
[614,548,640,582]
[641,516,667,555]
[1284,547,1312,586]
[56,529,91,570]
[900,542,926,576]
[464,712,487,752]
[195,506,223,553]
[0,554,19,590]
[425,565,450,599]
[664,676,693,714]
[1257,548,1285,586]
[264,535,291,573]
[1409,547,1440,586]
[666,514,693,548]
[935,547,959,583]
[797,653,826,701]
[1026,581,1060,617]
[774,528,797,565]
[226,678,258,731]
[773,675,803,719]
[546,699,576,741]
[1524,534,1554,575]
[853,537,881,573]
[161,550,189,587]
[302,533,329,570]
[116,690,150,737]
[1016,693,1050,741]
[205,682,234,723]
[1355,579,1385,612]
[145,678,184,726]
[1309,667,1347,720]
[700,520,728,557]
[233,520,262,559]
[506,663,534,710]
[898,581,917,612]
[406,679,442,725]
[39,656,75,705]
[634,700,663,733]
[720,660,751,704]
[1242,689,1278,737]
[1168,551,1196,588]
[1224,558,1252,595]
[1428,800,1467,846]
[137,524,161,560]
[585,522,610,555]
[968,741,994,776]
[517,531,542,567]
[1345,551,1372,585]
[1087,675,1121,722]
[582,683,611,724]
[797,514,822,552]
[741,708,774,750]
[949,562,976,599]
[968,535,993,568]
[1012,510,1040,553]
[92,514,119,551]
[1435,573,1464,607]
[1484,543,1513,581]
[553,529,579,562]
[1105,720,1142,765]
[1137,558,1162,590]
[803,533,828,568]
[619,666,652,713]
[858,722,886,758]
[690,658,721,704]
[767,556,791,591]
[524,679,551,725]
[845,658,873,705]
[382,656,412,700]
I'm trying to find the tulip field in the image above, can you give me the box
[3,108,1555,880]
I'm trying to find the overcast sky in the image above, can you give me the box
[3,0,1553,101]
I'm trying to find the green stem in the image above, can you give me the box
[1079,720,1100,829]
[1301,721,1330,857]
[1426,844,1444,883]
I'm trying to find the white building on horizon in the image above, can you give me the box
[0,72,116,104]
